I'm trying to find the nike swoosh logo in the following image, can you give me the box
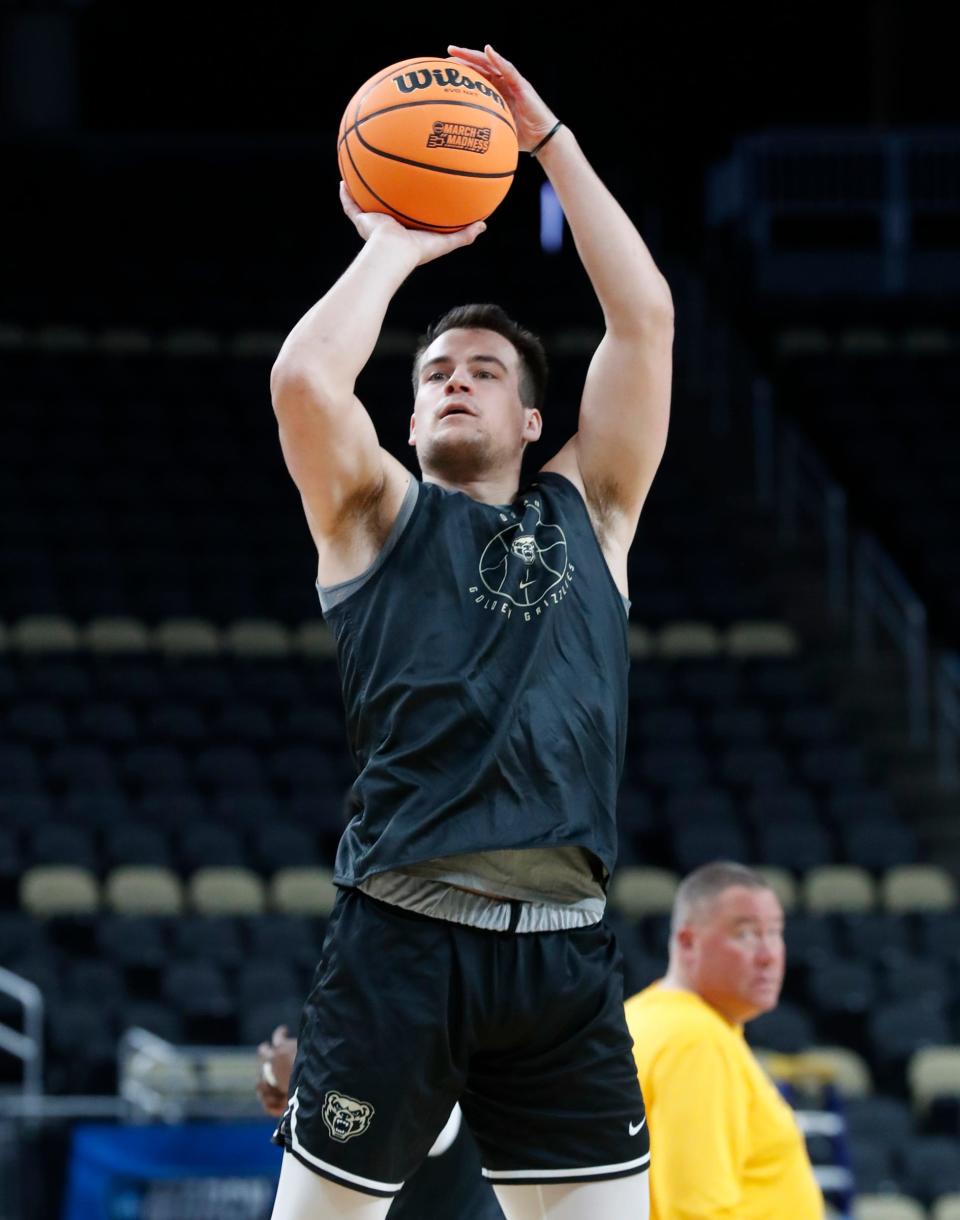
[519,577,535,588]
[628,1119,646,1136]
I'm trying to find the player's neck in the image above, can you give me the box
[422,470,520,507]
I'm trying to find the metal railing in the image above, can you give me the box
[0,966,43,1098]
[853,533,930,746]
[936,652,960,786]
[776,419,849,620]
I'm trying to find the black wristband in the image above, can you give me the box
[530,121,563,156]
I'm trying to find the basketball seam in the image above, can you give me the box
[352,59,444,131]
[339,130,477,232]
[347,117,516,181]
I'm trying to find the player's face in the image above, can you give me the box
[683,886,785,1025]
[409,328,541,478]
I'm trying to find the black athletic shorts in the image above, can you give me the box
[273,886,649,1198]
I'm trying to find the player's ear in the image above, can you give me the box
[408,413,417,446]
[523,408,542,443]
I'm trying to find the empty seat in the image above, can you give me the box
[270,867,339,916]
[608,867,678,917]
[104,866,184,915]
[806,958,877,1043]
[784,914,838,966]
[845,1095,914,1156]
[869,1000,952,1069]
[236,961,302,1010]
[707,705,769,744]
[194,745,268,794]
[802,1044,873,1097]
[758,823,834,872]
[61,792,131,830]
[250,824,320,874]
[172,916,244,968]
[224,619,291,658]
[74,701,138,746]
[725,622,799,657]
[803,866,876,913]
[104,824,172,869]
[154,618,220,656]
[837,912,911,962]
[29,824,98,871]
[882,866,957,912]
[122,745,191,793]
[6,700,68,745]
[671,824,749,874]
[144,702,207,745]
[797,745,868,790]
[656,622,721,657]
[900,1136,960,1203]
[188,867,266,914]
[634,746,711,791]
[180,824,246,871]
[0,744,42,793]
[909,1047,960,1116]
[718,745,791,790]
[746,1000,815,1054]
[854,1194,925,1220]
[20,865,99,915]
[47,744,119,793]
[933,1194,960,1220]
[753,866,798,912]
[83,617,151,654]
[841,822,919,871]
[662,788,736,827]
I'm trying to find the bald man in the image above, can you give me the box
[624,861,824,1220]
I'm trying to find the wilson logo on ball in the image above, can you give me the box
[391,68,507,111]
[426,122,491,154]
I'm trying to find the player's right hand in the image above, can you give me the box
[339,181,486,267]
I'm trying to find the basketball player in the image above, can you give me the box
[268,43,673,1220]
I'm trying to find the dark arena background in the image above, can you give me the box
[2,3,960,1217]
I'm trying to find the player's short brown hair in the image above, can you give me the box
[412,303,548,412]
[670,861,774,937]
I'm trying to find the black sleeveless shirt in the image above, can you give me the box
[320,471,630,888]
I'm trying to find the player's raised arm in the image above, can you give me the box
[448,46,673,585]
[270,186,486,553]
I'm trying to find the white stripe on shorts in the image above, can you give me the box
[288,1089,405,1195]
[482,1153,650,1181]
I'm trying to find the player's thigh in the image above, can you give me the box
[494,1171,649,1220]
[271,1152,393,1220]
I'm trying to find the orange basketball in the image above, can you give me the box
[337,56,519,233]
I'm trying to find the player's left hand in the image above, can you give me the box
[446,44,559,154]
[255,1025,298,1118]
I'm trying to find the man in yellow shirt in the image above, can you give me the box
[624,861,824,1220]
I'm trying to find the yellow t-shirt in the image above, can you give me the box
[624,983,824,1220]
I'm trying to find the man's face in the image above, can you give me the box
[409,327,541,480]
[679,886,785,1025]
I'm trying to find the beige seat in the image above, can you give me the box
[160,328,221,356]
[803,865,876,913]
[775,328,831,356]
[855,1196,926,1220]
[189,868,266,915]
[800,1045,873,1097]
[271,868,340,916]
[36,325,92,352]
[20,866,99,916]
[725,621,800,658]
[105,866,184,915]
[933,1194,960,1220]
[609,867,679,917]
[294,622,338,659]
[909,1046,960,1115]
[627,625,653,658]
[656,622,721,658]
[10,615,80,654]
[755,866,798,913]
[229,330,284,358]
[83,617,151,654]
[96,327,152,354]
[224,619,291,659]
[882,865,957,912]
[153,618,220,657]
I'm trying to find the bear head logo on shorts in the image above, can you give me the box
[322,1090,375,1142]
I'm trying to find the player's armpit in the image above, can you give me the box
[271,371,406,551]
[569,317,673,547]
